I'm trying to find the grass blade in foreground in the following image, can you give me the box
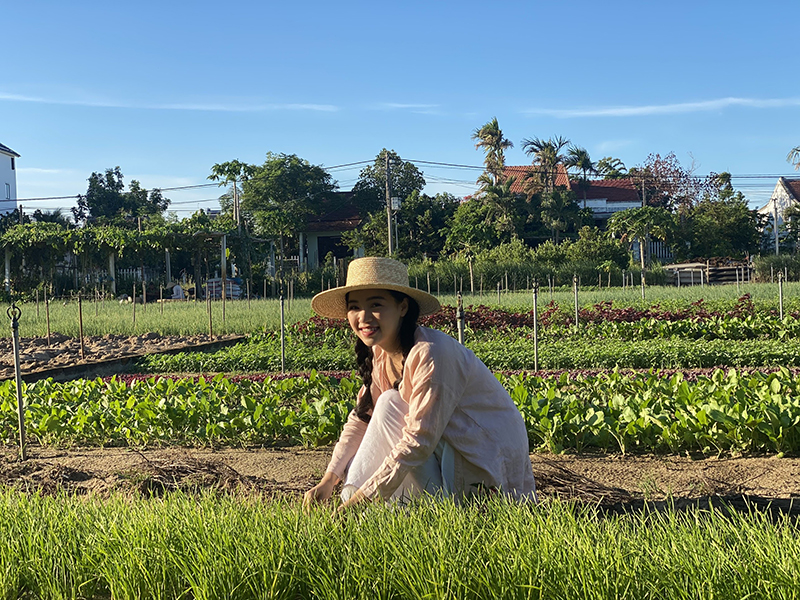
[0,492,797,600]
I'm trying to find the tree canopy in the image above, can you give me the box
[72,167,170,225]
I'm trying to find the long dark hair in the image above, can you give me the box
[352,290,420,423]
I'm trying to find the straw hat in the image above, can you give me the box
[311,257,440,319]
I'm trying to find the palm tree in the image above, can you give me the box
[564,145,596,208]
[472,118,513,185]
[540,188,580,244]
[788,146,800,170]
[596,157,628,180]
[607,206,675,270]
[521,136,570,194]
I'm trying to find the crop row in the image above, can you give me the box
[2,369,799,453]
[0,492,797,600]
[136,333,800,373]
[297,295,800,341]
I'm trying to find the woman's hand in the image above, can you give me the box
[303,472,339,511]
[335,488,368,515]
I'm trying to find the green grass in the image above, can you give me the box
[6,281,800,338]
[0,492,796,600]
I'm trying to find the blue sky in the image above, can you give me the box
[3,0,799,217]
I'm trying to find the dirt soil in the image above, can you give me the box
[0,333,242,380]
[1,446,797,513]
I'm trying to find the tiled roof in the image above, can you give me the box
[306,191,362,233]
[783,178,800,202]
[0,143,19,157]
[503,164,640,203]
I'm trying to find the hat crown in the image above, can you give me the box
[345,257,409,289]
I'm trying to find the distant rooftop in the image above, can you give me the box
[503,164,640,204]
[0,143,20,157]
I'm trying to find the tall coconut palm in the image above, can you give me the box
[565,145,596,208]
[472,118,513,185]
[596,156,628,180]
[521,136,570,194]
[788,146,800,170]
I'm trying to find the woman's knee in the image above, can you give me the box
[371,389,407,425]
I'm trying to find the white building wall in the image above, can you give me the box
[0,151,18,215]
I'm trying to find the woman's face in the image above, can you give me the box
[346,289,408,353]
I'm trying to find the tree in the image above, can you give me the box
[627,153,703,213]
[521,136,570,194]
[608,206,675,269]
[351,150,425,216]
[208,159,256,225]
[444,197,504,253]
[242,153,336,276]
[564,146,596,208]
[72,167,170,225]
[595,156,628,180]
[565,226,629,269]
[32,208,73,227]
[540,187,580,244]
[684,173,760,258]
[788,146,800,170]
[396,191,458,260]
[472,118,513,185]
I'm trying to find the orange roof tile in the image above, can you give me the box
[502,165,640,204]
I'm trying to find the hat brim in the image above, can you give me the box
[311,284,441,319]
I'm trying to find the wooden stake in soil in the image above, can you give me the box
[247,279,251,310]
[132,283,136,328]
[94,287,98,317]
[44,286,51,346]
[77,295,85,360]
[142,280,146,313]
[160,285,163,315]
[8,304,27,461]
[36,289,39,317]
[778,271,785,320]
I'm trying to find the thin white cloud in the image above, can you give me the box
[523,97,800,118]
[0,92,337,112]
[374,102,440,110]
[16,167,74,175]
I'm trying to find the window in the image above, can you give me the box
[10,158,14,170]
[4,183,9,200]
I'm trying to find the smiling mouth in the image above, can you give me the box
[360,326,379,336]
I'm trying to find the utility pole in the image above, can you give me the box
[385,153,393,256]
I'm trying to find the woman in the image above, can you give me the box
[303,257,536,510]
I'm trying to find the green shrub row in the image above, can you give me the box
[3,369,799,454]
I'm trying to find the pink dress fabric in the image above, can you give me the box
[326,327,536,502]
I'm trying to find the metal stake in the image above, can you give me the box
[779,271,785,320]
[456,292,465,345]
[573,274,579,328]
[532,281,539,371]
[280,294,286,373]
[8,304,27,461]
[78,295,85,360]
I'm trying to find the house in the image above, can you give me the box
[503,164,672,262]
[757,177,800,252]
[0,142,19,215]
[301,191,363,270]
[503,164,642,226]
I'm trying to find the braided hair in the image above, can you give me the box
[352,290,420,423]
